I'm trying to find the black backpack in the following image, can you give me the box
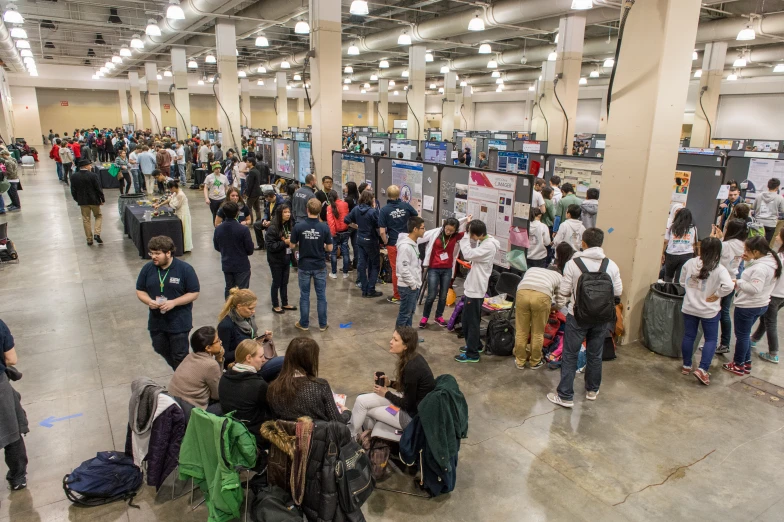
[330,425,375,513]
[573,258,616,326]
[486,314,515,356]
[63,451,143,508]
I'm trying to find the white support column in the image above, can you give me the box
[366,100,375,127]
[144,62,163,134]
[297,97,305,128]
[691,41,728,148]
[118,88,130,125]
[0,69,15,141]
[215,21,242,150]
[454,84,463,131]
[276,72,288,131]
[442,71,456,140]
[171,47,192,140]
[128,71,143,131]
[407,44,426,141]
[460,86,474,131]
[378,79,389,133]
[598,89,608,134]
[240,78,252,128]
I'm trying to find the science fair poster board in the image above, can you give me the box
[424,141,448,164]
[497,151,528,174]
[391,160,424,213]
[487,139,508,151]
[461,137,478,167]
[275,140,293,175]
[467,171,518,268]
[390,139,418,160]
[553,158,602,198]
[671,170,691,206]
[746,158,784,202]
[296,141,312,183]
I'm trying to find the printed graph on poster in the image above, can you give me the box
[671,170,691,206]
[341,153,366,187]
[746,158,784,203]
[276,142,291,174]
[554,158,602,198]
[467,171,517,268]
[392,160,423,212]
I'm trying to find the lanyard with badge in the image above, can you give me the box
[284,223,292,254]
[156,267,171,312]
[439,231,452,261]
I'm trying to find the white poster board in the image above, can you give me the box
[466,171,517,268]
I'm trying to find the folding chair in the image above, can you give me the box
[480,271,521,336]
[19,155,36,174]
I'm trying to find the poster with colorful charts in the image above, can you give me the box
[553,158,602,198]
[424,141,448,164]
[297,142,312,183]
[391,140,418,159]
[341,153,366,186]
[466,170,517,268]
[391,160,423,213]
[275,141,292,175]
[497,151,528,173]
[488,139,508,151]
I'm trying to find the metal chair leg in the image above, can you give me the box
[244,468,250,522]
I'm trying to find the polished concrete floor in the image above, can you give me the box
[1,157,784,522]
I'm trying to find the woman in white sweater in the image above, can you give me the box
[711,219,747,354]
[526,208,550,268]
[751,227,784,364]
[723,236,782,376]
[678,238,734,385]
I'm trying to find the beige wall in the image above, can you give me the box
[37,88,122,135]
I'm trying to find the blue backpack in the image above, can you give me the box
[63,451,143,508]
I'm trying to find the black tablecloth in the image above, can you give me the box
[194,168,207,185]
[97,167,121,189]
[123,204,184,259]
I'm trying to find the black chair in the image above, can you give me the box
[480,271,521,336]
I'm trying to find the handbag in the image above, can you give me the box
[508,226,530,248]
[329,424,374,513]
[108,164,121,177]
[0,178,9,194]
[258,337,278,368]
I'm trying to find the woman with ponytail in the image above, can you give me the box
[751,226,784,364]
[678,238,734,385]
[664,207,697,282]
[711,218,748,354]
[325,189,351,279]
[723,236,783,376]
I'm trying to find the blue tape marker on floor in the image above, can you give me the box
[608,227,614,233]
[40,413,83,428]
[340,322,353,329]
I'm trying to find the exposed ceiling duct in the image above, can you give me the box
[0,19,24,73]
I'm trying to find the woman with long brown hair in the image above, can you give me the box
[215,186,252,226]
[348,326,435,436]
[267,338,350,423]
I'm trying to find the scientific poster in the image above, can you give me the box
[746,158,784,202]
[553,158,602,198]
[497,151,528,174]
[710,139,733,150]
[341,153,366,186]
[454,183,468,218]
[276,142,292,174]
[390,140,417,159]
[488,139,508,151]
[467,171,517,268]
[424,141,448,164]
[391,160,423,213]
[297,142,312,183]
[753,140,780,152]
[370,139,386,155]
[461,137,478,167]
[671,170,691,205]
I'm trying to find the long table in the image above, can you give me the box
[96,167,121,189]
[123,203,184,258]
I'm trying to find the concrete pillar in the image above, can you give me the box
[460,86,474,131]
[0,69,15,141]
[597,0,701,342]
[275,72,288,131]
[118,88,130,124]
[598,89,608,134]
[407,44,426,141]
[170,47,192,140]
[378,79,389,133]
[691,41,727,148]
[215,21,242,150]
[532,15,585,155]
[128,71,143,131]
[366,100,375,127]
[297,97,306,128]
[144,62,163,134]
[309,0,342,177]
[454,85,463,132]
[442,71,456,140]
[240,78,251,128]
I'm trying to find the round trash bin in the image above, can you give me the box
[118,193,144,225]
[642,282,686,358]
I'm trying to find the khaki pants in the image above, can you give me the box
[144,174,155,194]
[513,289,552,366]
[80,205,102,241]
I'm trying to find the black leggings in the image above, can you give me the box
[664,252,693,283]
[120,170,132,194]
[209,198,225,225]
[269,263,290,308]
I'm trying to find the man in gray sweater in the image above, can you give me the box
[753,177,784,243]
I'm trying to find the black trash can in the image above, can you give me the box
[118,193,145,225]
[642,282,686,358]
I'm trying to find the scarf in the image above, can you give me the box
[232,362,257,373]
[229,308,259,339]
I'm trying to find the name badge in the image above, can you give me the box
[439,252,449,261]
[286,248,292,254]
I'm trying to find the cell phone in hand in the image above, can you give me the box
[375,371,385,386]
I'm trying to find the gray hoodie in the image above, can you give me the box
[395,235,423,290]
[581,199,598,229]
[753,191,784,227]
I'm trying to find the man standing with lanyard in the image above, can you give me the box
[135,236,200,370]
[379,185,419,304]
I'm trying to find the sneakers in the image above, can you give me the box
[419,317,428,329]
[682,366,692,375]
[93,235,103,244]
[758,352,780,364]
[693,368,710,385]
[744,361,752,374]
[715,344,730,354]
[515,360,526,370]
[86,239,93,246]
[295,322,309,331]
[459,345,485,354]
[387,297,400,304]
[329,273,337,279]
[8,481,26,491]
[546,393,573,408]
[7,205,20,212]
[434,317,447,328]
[722,362,745,376]
[530,360,545,370]
[751,339,758,348]
[454,353,480,363]
[364,291,383,298]
[586,390,599,401]
[356,282,362,289]
[319,324,329,332]
[343,272,350,279]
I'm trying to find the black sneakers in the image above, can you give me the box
[93,235,103,244]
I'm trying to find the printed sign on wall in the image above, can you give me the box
[60,101,68,106]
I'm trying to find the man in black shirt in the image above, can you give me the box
[213,202,255,299]
[69,158,105,246]
[292,174,317,224]
[290,198,333,331]
[257,153,273,185]
[0,319,28,491]
[135,236,200,370]
[315,175,334,222]
[244,156,263,224]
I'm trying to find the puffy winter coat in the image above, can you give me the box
[124,403,185,490]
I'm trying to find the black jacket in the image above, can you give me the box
[213,220,254,273]
[70,168,105,206]
[265,221,291,267]
[219,369,272,448]
[259,162,272,185]
[245,167,262,199]
[384,354,435,417]
[217,315,251,365]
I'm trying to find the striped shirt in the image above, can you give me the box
[517,267,563,306]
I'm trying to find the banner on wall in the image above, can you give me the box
[671,170,691,206]
[467,170,517,268]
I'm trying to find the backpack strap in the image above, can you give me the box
[599,257,610,273]
[573,258,589,274]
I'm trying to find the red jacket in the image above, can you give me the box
[326,199,349,236]
[68,142,81,159]
[49,146,61,163]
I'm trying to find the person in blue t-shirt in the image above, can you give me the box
[0,319,28,490]
[290,198,333,331]
[378,185,418,304]
[135,235,201,370]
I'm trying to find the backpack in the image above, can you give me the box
[379,253,392,283]
[573,257,616,326]
[250,485,303,522]
[447,295,466,331]
[748,217,765,238]
[485,314,515,356]
[358,430,391,481]
[63,451,143,508]
[331,427,375,514]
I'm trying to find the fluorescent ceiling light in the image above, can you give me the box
[198,79,204,85]
[156,74,162,80]
[478,43,491,54]
[294,20,310,34]
[347,43,359,56]
[547,51,557,61]
[460,80,467,87]
[603,58,614,68]
[496,78,503,84]
[344,65,353,73]
[429,83,436,89]
[258,65,267,73]
[440,65,449,73]
[130,34,144,49]
[238,70,246,77]
[402,70,409,77]
[425,52,434,62]
[393,90,399,95]
[438,87,444,93]
[10,27,25,39]
[379,60,389,68]
[344,78,351,84]
[590,70,600,78]
[255,36,269,47]
[20,49,32,57]
[579,77,587,85]
[733,57,747,67]
[350,0,369,15]
[163,70,172,77]
[491,71,500,78]
[120,45,132,57]
[166,0,185,20]
[398,32,411,45]
[343,85,349,90]
[112,55,122,63]
[361,89,366,94]
[487,59,497,69]
[571,0,593,8]
[257,79,264,85]
[774,64,784,73]
[528,85,535,91]
[693,69,702,78]
[205,54,216,64]
[146,20,161,36]
[692,51,698,60]
[737,25,755,41]
[188,60,197,68]
[370,74,378,80]
[293,73,301,80]
[468,14,485,31]
[3,5,23,25]
[15,39,29,49]
[727,73,738,81]
[389,80,395,86]
[280,60,290,69]
[364,83,370,88]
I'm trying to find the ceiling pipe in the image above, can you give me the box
[724,43,784,66]
[0,19,24,73]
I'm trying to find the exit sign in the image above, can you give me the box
[60,101,68,106]
[163,104,170,110]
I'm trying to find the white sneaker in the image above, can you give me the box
[343,272,349,279]
[586,390,599,401]
[329,273,337,279]
[546,393,573,408]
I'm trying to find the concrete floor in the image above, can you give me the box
[1,156,784,522]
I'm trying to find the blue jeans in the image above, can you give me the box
[734,305,768,365]
[240,178,246,194]
[298,268,328,328]
[331,233,350,274]
[422,267,451,320]
[260,356,284,382]
[682,312,720,371]
[357,237,380,295]
[177,164,186,184]
[56,161,63,181]
[557,314,606,401]
[396,285,419,327]
[131,168,141,193]
[719,290,735,346]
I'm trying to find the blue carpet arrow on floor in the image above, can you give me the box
[340,322,353,328]
[39,413,83,428]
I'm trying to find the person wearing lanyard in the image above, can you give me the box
[204,162,229,225]
[135,235,201,370]
[395,217,426,327]
[217,288,283,373]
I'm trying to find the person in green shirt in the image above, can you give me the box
[541,186,556,228]
[555,182,583,224]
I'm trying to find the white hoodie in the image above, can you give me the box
[734,253,779,308]
[418,217,468,274]
[395,235,423,290]
[720,239,745,279]
[554,219,586,252]
[527,220,551,261]
[558,247,623,316]
[678,258,734,318]
[459,234,501,298]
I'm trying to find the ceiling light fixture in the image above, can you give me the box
[487,59,497,69]
[120,45,132,57]
[344,78,351,84]
[529,85,535,91]
[257,79,264,85]
[693,69,702,78]
[393,90,399,95]
[692,50,698,60]
[364,82,370,88]
[491,71,500,78]
[478,43,491,54]
[547,51,557,61]
[398,31,411,46]
[205,54,216,63]
[15,39,29,49]
[579,77,587,85]
[255,35,269,47]
[130,34,144,49]
[733,57,747,67]
[3,5,23,24]
[238,70,246,77]
[156,74,162,80]
[438,87,444,93]
[425,51,434,62]
[468,13,484,31]
[188,59,197,68]
[728,72,738,80]
[402,70,409,77]
[294,20,310,34]
[370,74,378,80]
[293,73,301,80]
[198,79,204,85]
[343,85,349,90]
[460,80,467,87]
[146,19,161,36]
[440,65,449,73]
[163,70,172,77]
[100,66,108,73]
[344,65,353,73]
[105,61,114,69]
[774,64,784,73]
[590,70,600,78]
[166,0,185,20]
[286,84,292,90]
[603,58,614,68]
[22,56,33,64]
[389,80,395,86]
[112,54,122,63]
[496,78,503,84]
[496,85,503,92]
[10,27,25,39]
[737,24,755,41]
[258,65,267,73]
[350,0,369,15]
[379,59,389,68]
[571,0,593,9]
[20,49,32,57]
[208,76,214,82]
[429,83,436,89]
[280,60,290,69]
